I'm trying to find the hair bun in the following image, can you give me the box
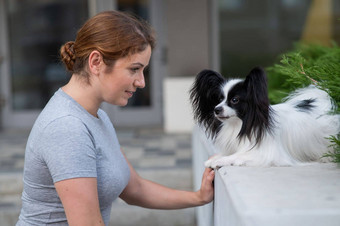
[60,41,76,71]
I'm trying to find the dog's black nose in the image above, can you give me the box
[214,106,223,115]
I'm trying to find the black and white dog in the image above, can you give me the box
[190,67,340,167]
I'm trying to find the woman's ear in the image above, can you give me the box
[88,50,103,76]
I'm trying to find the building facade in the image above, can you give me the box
[0,0,339,130]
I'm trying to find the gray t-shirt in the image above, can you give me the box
[16,89,130,226]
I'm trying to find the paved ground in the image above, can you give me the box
[0,128,196,226]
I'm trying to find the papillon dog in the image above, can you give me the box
[190,67,340,168]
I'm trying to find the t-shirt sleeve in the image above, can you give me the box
[37,116,97,183]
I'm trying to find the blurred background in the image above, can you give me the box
[1,0,339,130]
[0,0,339,225]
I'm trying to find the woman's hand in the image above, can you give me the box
[196,167,215,205]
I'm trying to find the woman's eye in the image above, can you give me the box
[130,67,140,73]
[231,97,239,104]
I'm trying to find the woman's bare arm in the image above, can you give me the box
[119,152,214,209]
[55,178,105,226]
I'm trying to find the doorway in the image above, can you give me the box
[0,0,164,129]
[102,0,165,127]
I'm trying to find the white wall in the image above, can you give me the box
[163,0,211,132]
[163,77,195,133]
[165,0,210,77]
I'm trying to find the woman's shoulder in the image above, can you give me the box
[30,91,90,141]
[35,89,94,129]
[30,114,89,146]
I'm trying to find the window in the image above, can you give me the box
[7,0,88,110]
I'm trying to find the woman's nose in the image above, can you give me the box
[134,73,145,88]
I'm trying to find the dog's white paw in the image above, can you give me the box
[211,156,244,167]
[208,154,259,168]
[204,155,222,168]
[204,159,213,168]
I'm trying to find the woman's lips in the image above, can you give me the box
[126,91,134,97]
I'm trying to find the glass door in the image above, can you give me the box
[0,0,89,129]
[102,0,165,127]
[0,0,165,129]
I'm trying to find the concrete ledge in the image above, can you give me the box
[215,163,340,226]
[192,125,217,226]
[192,126,340,226]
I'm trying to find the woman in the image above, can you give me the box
[16,10,214,226]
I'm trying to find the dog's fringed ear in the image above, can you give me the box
[240,67,273,144]
[244,67,269,104]
[190,69,225,138]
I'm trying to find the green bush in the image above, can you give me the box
[266,42,340,163]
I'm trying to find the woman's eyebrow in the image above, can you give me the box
[131,62,144,67]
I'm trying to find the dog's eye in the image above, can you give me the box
[230,97,239,104]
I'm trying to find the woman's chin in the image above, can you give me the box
[115,100,129,107]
